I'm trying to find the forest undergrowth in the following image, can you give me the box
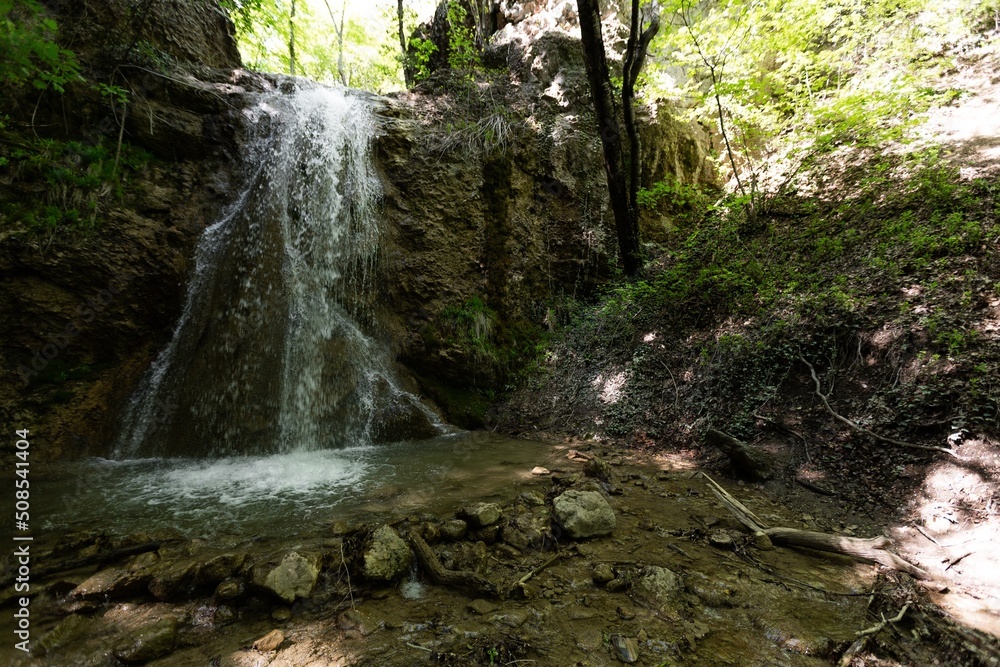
[502,29,1000,519]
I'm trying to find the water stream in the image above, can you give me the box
[34,432,560,539]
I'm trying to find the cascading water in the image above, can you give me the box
[115,85,442,459]
[29,85,554,541]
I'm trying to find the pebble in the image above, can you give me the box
[467,599,498,615]
[606,577,628,593]
[616,606,636,620]
[709,530,734,548]
[592,563,615,584]
[441,519,468,540]
[611,635,639,663]
[531,466,551,475]
[518,491,545,506]
[214,579,244,601]
[215,606,236,625]
[460,503,502,528]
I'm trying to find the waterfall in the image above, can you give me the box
[115,85,442,458]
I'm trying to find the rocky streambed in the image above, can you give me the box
[2,437,990,667]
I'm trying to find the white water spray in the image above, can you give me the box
[116,85,441,458]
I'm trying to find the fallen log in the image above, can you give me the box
[408,532,500,598]
[702,473,929,580]
[764,527,929,580]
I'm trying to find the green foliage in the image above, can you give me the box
[637,176,714,226]
[0,135,153,233]
[536,139,1000,441]
[96,82,130,107]
[0,0,81,93]
[441,296,497,358]
[445,0,479,73]
[229,0,414,92]
[649,0,989,182]
[408,36,437,81]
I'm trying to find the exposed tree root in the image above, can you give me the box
[799,355,960,459]
[408,532,501,598]
[705,429,774,481]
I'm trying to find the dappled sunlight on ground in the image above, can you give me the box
[915,33,1000,179]
[593,369,628,404]
[893,437,1000,636]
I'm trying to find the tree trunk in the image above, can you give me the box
[289,0,297,76]
[576,0,653,277]
[322,0,348,85]
[398,0,414,87]
[622,0,658,256]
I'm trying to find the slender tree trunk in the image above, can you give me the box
[576,0,656,277]
[337,0,347,85]
[289,0,297,76]
[622,0,658,232]
[398,0,414,87]
[322,0,349,85]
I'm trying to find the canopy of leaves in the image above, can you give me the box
[225,0,435,92]
[647,0,998,169]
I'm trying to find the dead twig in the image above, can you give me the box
[513,553,561,588]
[339,540,355,609]
[945,552,973,570]
[856,603,910,637]
[795,477,837,496]
[799,355,959,458]
[913,524,940,546]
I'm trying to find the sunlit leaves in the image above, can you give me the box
[227,0,431,92]
[648,0,993,165]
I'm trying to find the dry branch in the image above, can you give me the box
[799,355,959,458]
[657,358,681,414]
[702,473,930,580]
[705,429,774,481]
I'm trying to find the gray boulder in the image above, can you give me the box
[256,552,321,603]
[552,490,615,539]
[363,525,413,582]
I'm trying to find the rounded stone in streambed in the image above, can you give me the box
[363,525,413,582]
[552,490,616,538]
[460,502,503,528]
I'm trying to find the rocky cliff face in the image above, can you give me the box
[1,0,716,458]
[0,0,256,463]
[373,7,716,426]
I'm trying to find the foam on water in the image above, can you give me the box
[39,449,372,536]
[36,433,558,539]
